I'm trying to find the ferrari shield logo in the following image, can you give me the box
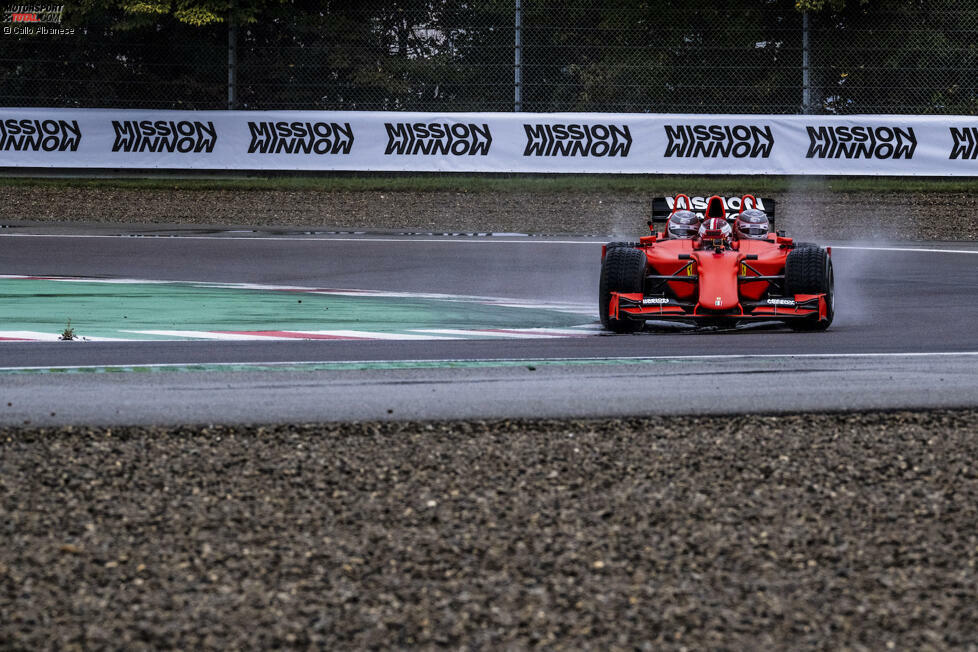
[715,296,722,307]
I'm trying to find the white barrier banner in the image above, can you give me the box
[2,108,978,175]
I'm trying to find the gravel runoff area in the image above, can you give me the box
[3,410,978,650]
[3,185,978,240]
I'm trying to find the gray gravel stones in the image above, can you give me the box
[3,186,977,241]
[3,410,978,649]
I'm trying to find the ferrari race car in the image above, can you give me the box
[599,194,834,333]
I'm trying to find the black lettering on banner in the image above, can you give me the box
[111,120,217,153]
[522,123,632,157]
[949,127,978,160]
[0,118,81,152]
[247,121,354,155]
[663,124,773,158]
[806,125,916,159]
[384,122,492,156]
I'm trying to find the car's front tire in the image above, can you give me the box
[599,246,647,333]
[785,246,834,331]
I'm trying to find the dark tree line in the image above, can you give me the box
[2,0,976,114]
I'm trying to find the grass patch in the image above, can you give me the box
[2,173,978,194]
[59,319,75,341]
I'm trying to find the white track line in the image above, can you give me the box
[125,330,455,341]
[829,245,978,255]
[120,330,297,341]
[0,233,602,245]
[414,328,589,339]
[285,330,461,340]
[3,233,977,255]
[0,331,65,342]
[0,331,128,342]
[0,328,597,343]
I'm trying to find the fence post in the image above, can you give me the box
[802,10,810,114]
[514,0,521,112]
[227,0,238,110]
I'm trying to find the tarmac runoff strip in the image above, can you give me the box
[0,275,597,342]
[3,351,978,375]
[4,233,978,254]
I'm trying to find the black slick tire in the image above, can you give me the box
[599,246,646,333]
[785,246,834,331]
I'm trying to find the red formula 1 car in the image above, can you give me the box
[599,194,834,333]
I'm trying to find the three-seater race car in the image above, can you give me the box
[599,194,834,333]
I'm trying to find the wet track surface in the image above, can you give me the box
[1,229,978,424]
[4,226,978,649]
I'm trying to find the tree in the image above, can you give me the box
[70,0,277,28]
[2,0,974,113]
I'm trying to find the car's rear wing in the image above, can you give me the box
[650,195,777,226]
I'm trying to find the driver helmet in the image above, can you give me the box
[698,217,732,247]
[734,208,770,239]
[667,210,700,239]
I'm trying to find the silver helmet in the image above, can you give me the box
[667,210,701,239]
[734,208,770,239]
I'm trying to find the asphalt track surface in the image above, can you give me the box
[2,226,978,425]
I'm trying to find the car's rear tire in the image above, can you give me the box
[599,246,646,333]
[785,246,834,331]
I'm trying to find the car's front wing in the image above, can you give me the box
[609,292,828,323]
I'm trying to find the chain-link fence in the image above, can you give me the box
[3,1,977,114]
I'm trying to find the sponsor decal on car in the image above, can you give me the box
[766,298,796,306]
[0,118,80,152]
[247,121,353,155]
[112,120,217,153]
[642,297,671,305]
[384,122,491,156]
[663,195,769,220]
[523,123,632,157]
[665,195,768,212]
[664,124,774,158]
[805,125,916,159]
